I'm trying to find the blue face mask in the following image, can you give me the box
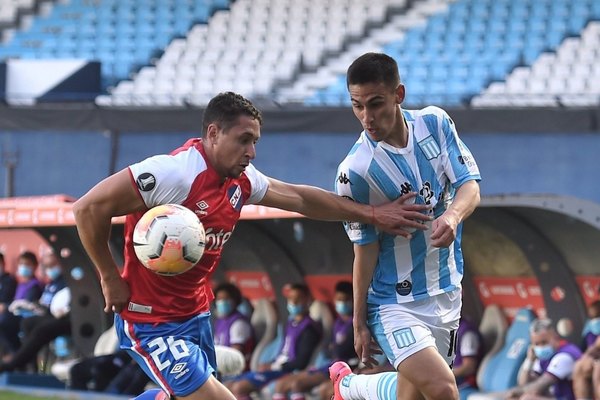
[533,345,555,361]
[215,299,234,318]
[17,264,33,278]
[589,318,600,335]
[287,302,304,317]
[335,301,352,316]
[45,266,62,281]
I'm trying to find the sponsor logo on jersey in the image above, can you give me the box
[419,181,434,205]
[170,362,187,374]
[396,280,412,296]
[417,135,441,160]
[337,172,352,185]
[205,228,232,251]
[228,185,243,211]
[458,154,476,168]
[195,200,209,216]
[136,173,156,191]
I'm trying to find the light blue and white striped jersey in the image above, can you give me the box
[335,106,481,305]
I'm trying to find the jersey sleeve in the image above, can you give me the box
[244,164,269,204]
[438,109,481,189]
[229,319,253,345]
[544,352,576,380]
[334,162,377,245]
[129,153,193,208]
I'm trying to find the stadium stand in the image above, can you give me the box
[305,0,600,108]
[472,21,600,107]
[1,0,599,107]
[0,0,231,89]
[96,0,408,106]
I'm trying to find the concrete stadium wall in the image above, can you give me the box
[0,130,598,204]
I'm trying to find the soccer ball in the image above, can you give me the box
[133,204,206,276]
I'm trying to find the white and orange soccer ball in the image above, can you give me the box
[133,204,206,276]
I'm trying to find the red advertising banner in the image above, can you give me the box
[575,276,600,306]
[304,274,353,302]
[473,277,545,321]
[224,270,275,301]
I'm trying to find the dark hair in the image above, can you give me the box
[19,251,38,266]
[214,282,242,307]
[289,282,311,297]
[347,52,401,90]
[334,281,353,296]
[202,92,262,136]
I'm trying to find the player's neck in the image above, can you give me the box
[384,110,408,148]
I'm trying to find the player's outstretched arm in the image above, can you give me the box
[258,178,431,237]
[73,168,147,313]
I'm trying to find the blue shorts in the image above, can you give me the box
[232,370,288,389]
[114,312,216,397]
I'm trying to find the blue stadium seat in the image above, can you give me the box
[473,308,537,394]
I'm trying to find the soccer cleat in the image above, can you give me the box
[329,361,352,400]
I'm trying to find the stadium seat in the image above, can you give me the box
[308,300,335,368]
[249,298,279,371]
[475,305,508,386]
[468,307,537,399]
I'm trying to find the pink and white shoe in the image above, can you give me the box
[329,361,352,400]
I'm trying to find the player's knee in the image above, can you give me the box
[424,380,458,400]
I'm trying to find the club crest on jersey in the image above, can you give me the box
[417,136,441,160]
[228,184,243,211]
[136,173,156,191]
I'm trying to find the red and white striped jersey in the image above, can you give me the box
[121,138,269,323]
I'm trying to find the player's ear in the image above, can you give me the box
[395,84,405,104]
[206,123,219,143]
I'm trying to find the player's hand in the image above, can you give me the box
[354,324,381,369]
[373,192,432,238]
[430,211,459,248]
[100,273,130,314]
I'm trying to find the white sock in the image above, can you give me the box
[339,372,397,400]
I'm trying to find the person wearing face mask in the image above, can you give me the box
[502,318,582,400]
[0,251,42,357]
[572,300,600,400]
[227,283,322,400]
[272,280,357,400]
[0,252,72,373]
[213,282,255,372]
[0,252,17,356]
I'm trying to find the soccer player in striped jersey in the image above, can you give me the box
[332,53,481,400]
[73,91,432,400]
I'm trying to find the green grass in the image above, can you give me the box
[0,391,62,400]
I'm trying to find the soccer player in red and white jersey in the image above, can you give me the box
[73,92,432,400]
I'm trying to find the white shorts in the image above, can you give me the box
[367,289,462,370]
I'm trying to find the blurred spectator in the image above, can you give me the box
[0,253,71,373]
[573,300,600,400]
[227,283,321,400]
[0,252,17,355]
[213,282,256,371]
[503,318,581,400]
[454,315,484,400]
[272,280,356,400]
[0,251,42,356]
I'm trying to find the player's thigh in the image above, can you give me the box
[178,374,236,400]
[397,346,455,397]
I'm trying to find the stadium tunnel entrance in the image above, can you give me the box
[0,194,598,356]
